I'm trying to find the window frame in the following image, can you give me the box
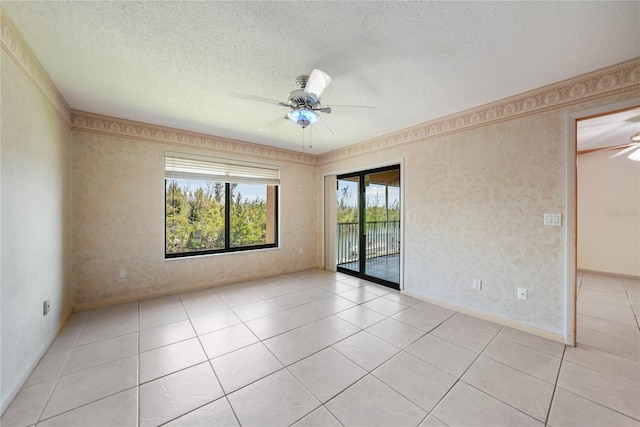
[164,153,280,259]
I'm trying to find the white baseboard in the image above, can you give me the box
[401,290,565,344]
[73,265,322,312]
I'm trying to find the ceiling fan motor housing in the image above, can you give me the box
[287,89,319,109]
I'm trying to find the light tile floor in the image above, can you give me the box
[339,253,400,285]
[2,270,639,426]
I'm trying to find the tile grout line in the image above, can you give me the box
[230,275,371,425]
[15,270,610,427]
[27,310,142,424]
[623,281,640,330]
[571,339,640,365]
[417,324,505,425]
[544,344,567,427]
[551,386,640,423]
[553,356,640,422]
[461,381,547,425]
[323,310,490,426]
[364,311,484,422]
[174,291,241,426]
[566,274,640,424]
[255,279,405,425]
[190,275,361,422]
[5,272,319,425]
[33,310,92,424]
[479,346,563,386]
[465,326,561,425]
[148,291,238,426]
[36,387,141,424]
[455,324,555,423]
[577,311,640,330]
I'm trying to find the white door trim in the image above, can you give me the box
[564,98,639,346]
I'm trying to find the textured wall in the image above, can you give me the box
[319,92,639,337]
[0,50,71,410]
[578,150,640,276]
[71,131,319,309]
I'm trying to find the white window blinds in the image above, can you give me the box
[165,152,280,185]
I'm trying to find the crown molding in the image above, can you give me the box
[318,58,640,165]
[0,9,70,123]
[70,111,319,166]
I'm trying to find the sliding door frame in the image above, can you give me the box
[337,164,401,290]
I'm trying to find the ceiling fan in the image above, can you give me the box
[608,131,640,161]
[580,132,640,161]
[230,69,376,139]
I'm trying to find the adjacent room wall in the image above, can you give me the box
[578,150,640,277]
[319,88,640,339]
[71,129,320,309]
[0,22,72,411]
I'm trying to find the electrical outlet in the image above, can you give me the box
[43,300,50,316]
[472,279,482,290]
[118,268,126,279]
[517,288,528,301]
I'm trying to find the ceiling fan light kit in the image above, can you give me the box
[288,109,319,128]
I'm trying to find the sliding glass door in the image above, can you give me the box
[337,175,361,274]
[337,165,400,289]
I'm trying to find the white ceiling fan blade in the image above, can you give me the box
[305,69,332,98]
[609,144,639,158]
[258,115,288,132]
[313,117,333,139]
[321,105,377,117]
[627,146,640,161]
[230,92,288,107]
[579,143,632,155]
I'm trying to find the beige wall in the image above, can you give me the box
[2,6,639,412]
[71,131,320,309]
[0,49,71,410]
[578,150,640,276]
[319,92,639,338]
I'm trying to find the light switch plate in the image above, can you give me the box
[543,213,562,226]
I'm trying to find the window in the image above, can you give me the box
[165,153,279,258]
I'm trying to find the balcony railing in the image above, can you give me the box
[337,220,400,265]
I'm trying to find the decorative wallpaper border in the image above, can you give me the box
[318,58,640,164]
[72,58,639,167]
[70,111,319,165]
[0,9,70,123]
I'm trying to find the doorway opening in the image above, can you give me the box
[575,106,640,348]
[336,165,401,289]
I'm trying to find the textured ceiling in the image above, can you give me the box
[2,1,639,154]
[577,107,640,153]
